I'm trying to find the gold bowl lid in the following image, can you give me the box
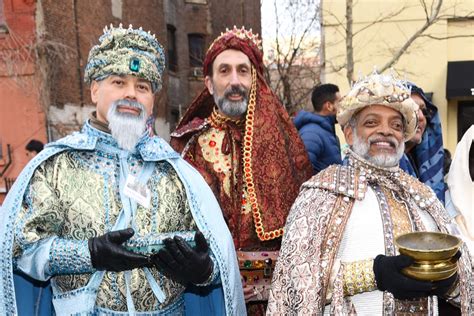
[395,232,462,261]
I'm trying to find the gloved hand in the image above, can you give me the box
[150,231,213,285]
[88,228,150,272]
[431,273,458,297]
[373,254,433,299]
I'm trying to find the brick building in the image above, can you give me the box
[0,0,261,202]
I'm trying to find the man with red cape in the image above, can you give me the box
[171,26,312,313]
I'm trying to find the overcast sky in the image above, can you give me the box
[260,0,321,52]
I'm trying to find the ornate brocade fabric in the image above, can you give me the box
[171,42,312,246]
[171,83,312,249]
[267,152,474,315]
[13,146,196,312]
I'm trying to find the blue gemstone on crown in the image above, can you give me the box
[130,58,140,72]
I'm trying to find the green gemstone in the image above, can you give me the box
[243,260,252,268]
[130,58,140,72]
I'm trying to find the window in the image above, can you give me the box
[0,0,8,34]
[167,24,177,72]
[188,33,205,67]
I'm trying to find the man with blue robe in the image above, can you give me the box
[0,24,244,315]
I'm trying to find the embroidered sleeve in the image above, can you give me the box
[13,156,72,280]
[49,238,94,275]
[342,259,377,296]
[14,157,65,256]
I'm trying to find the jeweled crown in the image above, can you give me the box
[84,23,165,90]
[102,23,157,39]
[208,25,263,52]
[342,69,412,109]
[337,69,419,140]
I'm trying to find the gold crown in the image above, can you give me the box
[208,25,263,52]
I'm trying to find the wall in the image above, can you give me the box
[0,0,47,202]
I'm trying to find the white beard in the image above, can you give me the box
[352,130,405,168]
[107,100,147,151]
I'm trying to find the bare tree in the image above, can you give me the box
[323,0,474,85]
[263,0,322,115]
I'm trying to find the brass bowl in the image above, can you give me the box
[395,232,462,281]
[395,232,461,261]
[401,257,458,281]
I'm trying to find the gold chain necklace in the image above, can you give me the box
[209,107,244,128]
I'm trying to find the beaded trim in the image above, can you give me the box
[342,259,377,296]
[208,26,262,53]
[242,67,282,241]
[49,238,93,275]
[374,184,431,314]
[320,194,355,303]
[124,231,197,255]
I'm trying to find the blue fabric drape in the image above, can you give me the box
[400,83,446,204]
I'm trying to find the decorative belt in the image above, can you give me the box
[237,250,279,302]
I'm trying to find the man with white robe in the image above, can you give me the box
[267,72,472,315]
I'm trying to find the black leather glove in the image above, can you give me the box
[150,231,213,285]
[373,254,433,299]
[88,228,150,272]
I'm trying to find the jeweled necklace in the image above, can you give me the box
[209,107,244,128]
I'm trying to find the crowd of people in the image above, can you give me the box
[0,24,472,316]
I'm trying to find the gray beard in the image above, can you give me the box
[352,130,405,168]
[107,99,147,151]
[213,93,248,118]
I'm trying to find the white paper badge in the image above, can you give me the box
[124,174,151,208]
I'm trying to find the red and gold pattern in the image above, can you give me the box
[170,27,312,248]
[243,68,283,241]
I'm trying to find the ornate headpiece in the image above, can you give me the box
[208,26,263,53]
[337,70,419,140]
[203,26,264,76]
[84,24,165,91]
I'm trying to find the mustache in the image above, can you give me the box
[223,85,248,100]
[111,99,146,114]
[368,135,399,148]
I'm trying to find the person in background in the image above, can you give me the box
[399,83,446,204]
[25,139,44,158]
[293,83,343,174]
